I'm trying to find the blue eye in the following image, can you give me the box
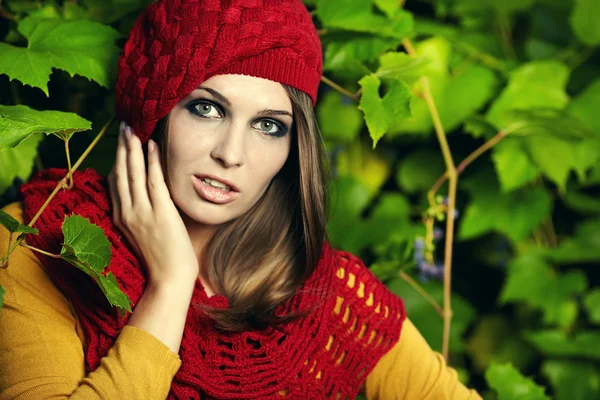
[186,100,223,118]
[253,119,287,137]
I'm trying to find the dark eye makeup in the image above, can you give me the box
[184,98,290,137]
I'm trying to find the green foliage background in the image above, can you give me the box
[1,0,600,398]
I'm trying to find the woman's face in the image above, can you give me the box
[165,74,293,226]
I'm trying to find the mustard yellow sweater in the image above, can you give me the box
[0,202,481,399]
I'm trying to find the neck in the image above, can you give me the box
[180,211,219,297]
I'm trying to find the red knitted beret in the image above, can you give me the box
[114,0,322,143]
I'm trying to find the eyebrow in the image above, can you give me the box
[197,86,293,118]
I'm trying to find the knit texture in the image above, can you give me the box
[115,0,323,143]
[19,168,406,399]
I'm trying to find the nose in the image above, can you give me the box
[210,122,246,168]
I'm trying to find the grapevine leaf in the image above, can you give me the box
[485,362,551,400]
[0,105,91,149]
[316,0,413,39]
[61,214,112,274]
[547,218,600,263]
[317,91,363,143]
[324,37,398,81]
[373,0,398,18]
[0,209,38,235]
[491,138,539,192]
[486,61,570,129]
[60,215,131,313]
[526,330,600,360]
[500,252,587,328]
[563,189,600,215]
[542,360,600,400]
[358,75,411,147]
[570,0,600,46]
[0,134,42,196]
[0,17,121,95]
[386,276,476,352]
[396,148,446,194]
[459,168,552,243]
[584,289,600,324]
[438,63,499,132]
[376,52,428,85]
[336,140,393,201]
[568,78,600,134]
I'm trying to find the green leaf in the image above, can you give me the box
[61,214,112,274]
[568,78,600,134]
[438,63,499,132]
[388,37,451,136]
[316,0,413,39]
[542,360,600,400]
[0,285,4,309]
[317,91,363,143]
[485,362,551,400]
[396,148,446,193]
[373,0,398,18]
[376,52,428,85]
[491,138,540,192]
[584,289,600,324]
[547,218,600,263]
[0,209,38,235]
[60,214,131,313]
[358,75,411,147]
[0,17,121,95]
[563,189,600,215]
[495,109,600,192]
[336,140,392,199]
[526,330,600,360]
[486,61,570,129]
[0,133,42,196]
[459,168,553,242]
[570,0,600,46]
[500,252,588,328]
[0,105,92,149]
[327,177,370,254]
[386,276,476,352]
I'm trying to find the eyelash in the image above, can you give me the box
[184,99,289,137]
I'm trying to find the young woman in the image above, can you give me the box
[0,0,481,398]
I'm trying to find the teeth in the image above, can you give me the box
[202,178,231,191]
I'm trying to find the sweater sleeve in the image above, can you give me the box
[0,201,182,400]
[364,317,482,400]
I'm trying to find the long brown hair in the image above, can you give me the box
[151,85,328,331]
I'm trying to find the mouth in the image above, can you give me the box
[193,174,240,205]
[194,174,239,192]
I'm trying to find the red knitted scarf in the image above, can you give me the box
[20,168,406,399]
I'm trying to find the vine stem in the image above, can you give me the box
[19,242,61,258]
[65,139,74,189]
[428,130,508,205]
[400,271,444,316]
[0,118,113,267]
[403,37,457,361]
[320,76,359,102]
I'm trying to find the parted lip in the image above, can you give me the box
[194,174,240,192]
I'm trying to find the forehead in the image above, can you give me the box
[198,74,292,111]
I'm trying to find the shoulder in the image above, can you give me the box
[0,201,79,326]
[325,245,406,348]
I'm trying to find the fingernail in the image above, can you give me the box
[125,126,132,140]
[119,121,125,137]
[148,139,155,153]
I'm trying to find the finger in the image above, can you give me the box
[146,139,172,208]
[124,125,151,210]
[107,170,121,224]
[115,122,132,210]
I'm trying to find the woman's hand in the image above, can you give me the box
[107,122,199,288]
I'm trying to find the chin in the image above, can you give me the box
[179,199,245,226]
